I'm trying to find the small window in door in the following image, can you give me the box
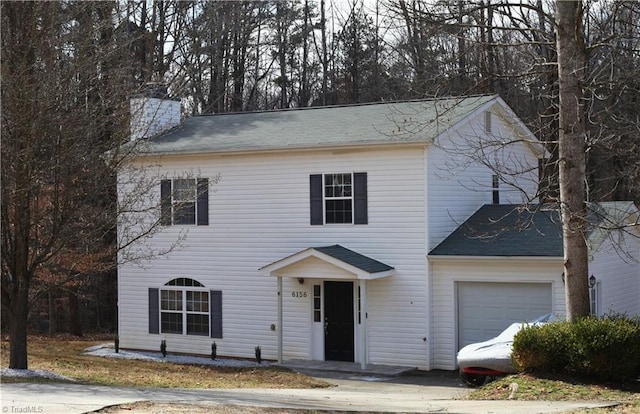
[357,286,361,324]
[313,284,321,322]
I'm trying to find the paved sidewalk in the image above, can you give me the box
[1,374,614,414]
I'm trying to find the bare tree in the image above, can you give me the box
[0,1,185,369]
[1,1,114,368]
[383,0,638,321]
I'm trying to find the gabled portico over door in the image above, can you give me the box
[259,244,395,369]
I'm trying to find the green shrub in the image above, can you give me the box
[114,336,120,354]
[571,316,640,380]
[513,316,640,381]
[512,321,572,373]
[211,342,217,360]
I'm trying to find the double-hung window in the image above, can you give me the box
[149,278,222,338]
[324,173,353,224]
[160,178,209,225]
[310,172,367,225]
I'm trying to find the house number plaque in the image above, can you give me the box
[291,291,308,298]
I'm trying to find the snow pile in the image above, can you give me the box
[0,368,74,381]
[1,344,268,381]
[83,343,269,368]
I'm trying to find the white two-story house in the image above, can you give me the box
[118,92,640,371]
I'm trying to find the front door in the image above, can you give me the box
[324,281,354,362]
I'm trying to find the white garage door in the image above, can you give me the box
[457,282,552,349]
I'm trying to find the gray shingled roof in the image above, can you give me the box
[429,204,563,257]
[314,245,395,274]
[429,202,638,257]
[137,95,497,155]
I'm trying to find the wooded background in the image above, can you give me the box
[2,0,638,340]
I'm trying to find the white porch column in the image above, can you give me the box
[277,276,283,363]
[359,279,368,369]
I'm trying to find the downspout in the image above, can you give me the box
[277,276,283,363]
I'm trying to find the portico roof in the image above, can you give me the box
[259,244,395,280]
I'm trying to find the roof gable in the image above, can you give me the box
[260,244,395,280]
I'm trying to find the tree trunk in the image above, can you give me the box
[456,0,467,92]
[300,0,310,107]
[9,279,30,369]
[320,0,328,106]
[48,290,57,335]
[68,287,83,337]
[556,0,590,321]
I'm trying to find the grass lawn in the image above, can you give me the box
[0,335,329,389]
[464,373,640,413]
[2,335,640,414]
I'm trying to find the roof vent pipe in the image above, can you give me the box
[130,82,181,141]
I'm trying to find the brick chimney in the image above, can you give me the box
[130,83,181,141]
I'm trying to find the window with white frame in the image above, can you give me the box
[173,179,197,224]
[160,178,209,226]
[160,278,209,335]
[148,278,222,338]
[310,172,367,225]
[324,173,353,223]
[313,284,321,323]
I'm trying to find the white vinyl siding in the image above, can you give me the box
[589,233,640,317]
[426,106,539,251]
[430,258,565,370]
[118,102,551,369]
[118,146,429,367]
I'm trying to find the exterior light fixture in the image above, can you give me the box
[589,274,597,288]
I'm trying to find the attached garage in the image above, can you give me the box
[429,202,639,371]
[456,282,552,349]
[428,204,568,370]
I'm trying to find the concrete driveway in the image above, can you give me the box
[0,371,613,414]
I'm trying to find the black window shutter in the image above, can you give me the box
[160,180,172,225]
[197,178,209,225]
[210,290,223,338]
[310,174,323,225]
[354,172,368,224]
[149,288,159,334]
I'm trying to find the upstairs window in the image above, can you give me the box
[160,178,209,225]
[492,175,500,204]
[310,172,367,225]
[324,173,353,223]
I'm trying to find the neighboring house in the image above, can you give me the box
[118,92,640,371]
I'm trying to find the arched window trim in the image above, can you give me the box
[164,277,205,287]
